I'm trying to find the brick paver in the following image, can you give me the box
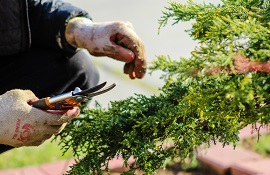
[0,159,75,175]
[197,124,270,175]
[197,143,262,175]
[231,158,270,175]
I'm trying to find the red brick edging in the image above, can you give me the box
[196,125,270,175]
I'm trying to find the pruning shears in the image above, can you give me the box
[29,82,116,110]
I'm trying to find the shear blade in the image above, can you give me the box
[87,83,116,97]
[75,82,107,96]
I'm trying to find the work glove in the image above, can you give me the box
[65,17,147,79]
[0,89,79,147]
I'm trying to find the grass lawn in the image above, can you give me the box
[241,133,270,157]
[0,137,74,170]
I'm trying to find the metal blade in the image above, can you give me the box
[74,82,107,96]
[87,83,116,97]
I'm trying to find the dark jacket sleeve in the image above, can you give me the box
[28,0,92,54]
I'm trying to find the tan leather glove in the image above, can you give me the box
[65,17,147,79]
[0,89,79,147]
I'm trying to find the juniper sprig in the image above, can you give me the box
[56,0,270,174]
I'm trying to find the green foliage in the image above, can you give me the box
[56,0,270,174]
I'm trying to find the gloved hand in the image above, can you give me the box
[0,89,79,147]
[65,17,147,79]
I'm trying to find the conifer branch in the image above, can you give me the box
[56,1,270,174]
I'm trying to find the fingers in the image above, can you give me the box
[30,107,80,126]
[110,31,147,79]
[44,107,80,126]
[124,62,135,79]
[124,61,146,79]
[14,108,78,147]
[107,35,135,63]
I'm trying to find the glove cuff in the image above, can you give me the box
[65,17,93,48]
